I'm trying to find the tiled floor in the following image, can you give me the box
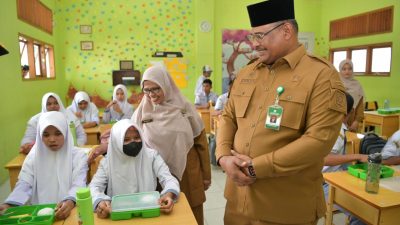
[204,165,348,225]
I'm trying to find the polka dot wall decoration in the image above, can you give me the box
[57,0,195,100]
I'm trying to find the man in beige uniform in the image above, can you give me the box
[216,0,346,224]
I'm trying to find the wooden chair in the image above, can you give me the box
[345,131,362,155]
[87,153,104,184]
[364,101,378,111]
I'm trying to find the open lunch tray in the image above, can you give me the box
[0,203,56,225]
[110,191,161,221]
[348,163,395,180]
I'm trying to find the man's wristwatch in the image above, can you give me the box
[248,161,256,178]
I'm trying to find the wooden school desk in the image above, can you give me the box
[324,171,400,225]
[363,111,399,138]
[84,124,113,145]
[4,146,95,190]
[62,192,197,225]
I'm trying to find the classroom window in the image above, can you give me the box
[19,34,55,80]
[330,43,391,76]
[371,47,391,73]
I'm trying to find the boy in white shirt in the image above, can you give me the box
[195,79,218,109]
[194,65,212,96]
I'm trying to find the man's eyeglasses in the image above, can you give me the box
[143,87,161,95]
[246,23,285,43]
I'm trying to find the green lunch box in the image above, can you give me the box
[377,107,400,115]
[110,191,161,221]
[0,203,56,225]
[348,163,395,180]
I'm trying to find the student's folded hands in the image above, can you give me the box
[159,193,174,214]
[55,199,75,220]
[96,200,111,219]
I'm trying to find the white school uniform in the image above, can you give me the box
[67,91,99,124]
[6,111,88,205]
[194,75,206,95]
[21,93,87,146]
[194,91,218,106]
[381,130,400,159]
[102,84,134,123]
[89,119,179,208]
[214,92,229,111]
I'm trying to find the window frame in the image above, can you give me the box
[19,33,55,80]
[329,42,392,77]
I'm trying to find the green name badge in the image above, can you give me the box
[265,105,283,131]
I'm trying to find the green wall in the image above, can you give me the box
[320,0,400,107]
[54,0,198,102]
[0,0,65,183]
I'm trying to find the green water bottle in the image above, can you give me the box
[76,188,94,225]
[69,121,77,146]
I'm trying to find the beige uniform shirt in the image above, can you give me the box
[216,45,346,224]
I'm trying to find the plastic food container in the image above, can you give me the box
[377,107,400,115]
[110,191,160,221]
[347,163,395,180]
[0,203,56,225]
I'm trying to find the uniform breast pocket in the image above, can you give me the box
[231,86,255,118]
[279,89,308,130]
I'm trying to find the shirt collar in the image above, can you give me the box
[252,44,306,71]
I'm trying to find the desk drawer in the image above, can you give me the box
[334,188,379,225]
[364,114,383,125]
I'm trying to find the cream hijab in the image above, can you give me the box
[132,65,204,180]
[106,119,155,196]
[339,59,365,108]
[19,111,73,204]
[42,92,80,127]
[69,91,98,122]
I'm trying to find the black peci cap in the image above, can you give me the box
[247,0,295,27]
[0,44,9,56]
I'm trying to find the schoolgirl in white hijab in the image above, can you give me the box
[1,111,88,220]
[67,91,99,128]
[102,84,134,123]
[89,119,179,218]
[20,92,87,154]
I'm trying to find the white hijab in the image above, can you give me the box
[106,119,155,196]
[132,65,204,180]
[41,92,80,127]
[69,91,98,122]
[19,111,73,204]
[339,59,365,108]
[113,84,131,112]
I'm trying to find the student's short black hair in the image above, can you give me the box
[202,79,212,86]
[345,92,354,114]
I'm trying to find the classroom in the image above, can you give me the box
[1,0,400,225]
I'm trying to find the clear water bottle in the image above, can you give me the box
[365,153,382,194]
[383,99,390,109]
